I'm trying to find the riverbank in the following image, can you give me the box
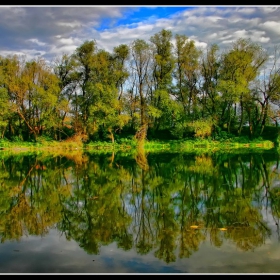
[0,138,275,154]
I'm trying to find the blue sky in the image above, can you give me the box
[0,5,279,63]
[97,7,194,30]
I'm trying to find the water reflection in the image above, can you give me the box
[0,150,279,267]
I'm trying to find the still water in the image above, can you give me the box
[0,149,280,274]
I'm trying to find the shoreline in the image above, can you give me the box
[0,139,275,154]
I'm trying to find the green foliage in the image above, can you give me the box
[188,119,214,139]
[212,127,235,141]
[0,33,278,145]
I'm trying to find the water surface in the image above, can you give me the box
[0,150,280,273]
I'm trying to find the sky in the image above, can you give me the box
[0,5,280,64]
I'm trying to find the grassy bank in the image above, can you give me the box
[0,137,275,155]
[144,138,275,153]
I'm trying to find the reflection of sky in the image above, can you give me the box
[0,227,280,273]
[0,230,181,273]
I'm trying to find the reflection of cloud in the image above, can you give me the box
[0,230,182,273]
[1,227,280,273]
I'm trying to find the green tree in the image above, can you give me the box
[53,53,80,140]
[174,34,202,119]
[251,46,280,135]
[0,59,11,138]
[130,39,152,140]
[73,40,97,135]
[218,38,268,136]
[150,29,175,133]
[0,55,60,141]
[199,44,220,127]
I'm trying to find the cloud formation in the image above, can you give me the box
[0,6,279,62]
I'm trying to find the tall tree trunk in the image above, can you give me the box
[260,101,268,136]
[108,128,115,143]
[238,97,244,136]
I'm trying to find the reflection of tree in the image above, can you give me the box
[0,155,72,242]
[267,154,280,234]
[151,161,179,263]
[153,181,178,263]
[203,154,272,251]
[134,169,154,255]
[135,144,149,171]
[226,225,268,251]
[175,177,205,259]
[0,151,279,263]
[56,156,133,254]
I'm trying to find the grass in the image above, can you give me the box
[0,137,275,155]
[143,138,275,153]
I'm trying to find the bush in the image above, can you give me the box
[188,119,213,139]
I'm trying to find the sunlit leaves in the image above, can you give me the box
[188,119,214,139]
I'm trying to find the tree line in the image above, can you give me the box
[0,28,280,143]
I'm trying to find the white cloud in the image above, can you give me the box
[0,6,280,62]
[48,44,79,57]
[208,33,218,39]
[207,16,223,22]
[27,38,46,46]
[192,40,208,50]
[262,7,279,13]
[58,37,80,46]
[260,21,280,35]
[236,7,258,15]
[258,37,270,43]
[56,20,83,29]
[233,29,248,37]
[0,48,46,61]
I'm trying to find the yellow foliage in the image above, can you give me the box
[189,155,215,174]
[190,225,199,229]
[188,119,213,138]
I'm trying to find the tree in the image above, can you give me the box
[53,53,80,140]
[251,46,280,136]
[0,55,60,141]
[218,38,268,136]
[0,56,12,138]
[73,40,97,134]
[174,34,202,119]
[171,34,202,138]
[112,44,130,103]
[149,29,176,133]
[131,39,152,139]
[199,44,220,122]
